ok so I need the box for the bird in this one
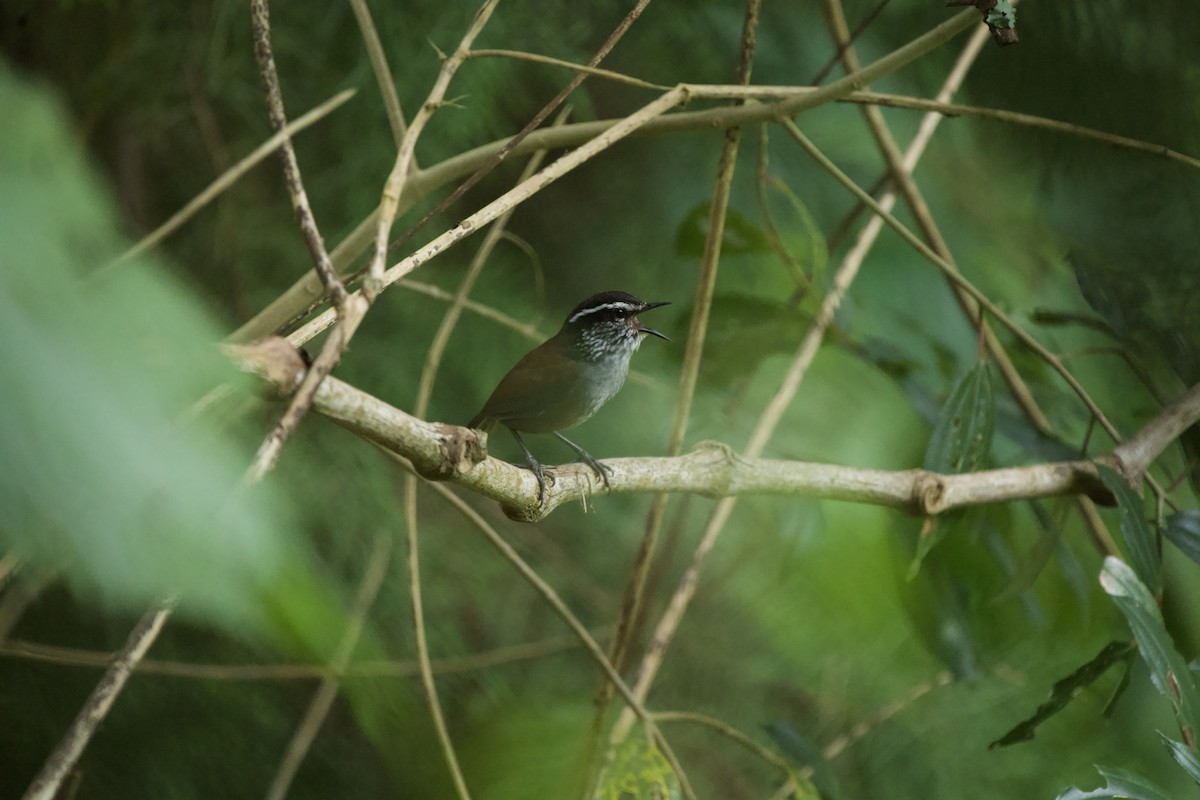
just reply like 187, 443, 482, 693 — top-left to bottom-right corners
467, 290, 670, 501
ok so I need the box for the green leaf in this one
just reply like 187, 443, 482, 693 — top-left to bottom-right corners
1165, 510, 1200, 567
910, 365, 995, 576
1159, 734, 1200, 783
764, 175, 829, 282
1100, 557, 1200, 749
989, 641, 1135, 748
923, 363, 996, 474
1096, 466, 1162, 596
1056, 764, 1174, 800
598, 733, 679, 800
0, 61, 338, 644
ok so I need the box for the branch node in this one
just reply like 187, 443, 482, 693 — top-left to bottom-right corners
225, 337, 307, 398
416, 424, 488, 481
913, 470, 948, 515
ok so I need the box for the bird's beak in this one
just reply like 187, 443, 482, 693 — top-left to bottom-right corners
636, 301, 670, 340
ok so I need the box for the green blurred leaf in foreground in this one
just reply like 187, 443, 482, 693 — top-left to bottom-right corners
0, 63, 335, 642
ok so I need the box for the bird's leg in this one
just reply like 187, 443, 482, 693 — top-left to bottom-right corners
553, 432, 612, 492
509, 429, 548, 502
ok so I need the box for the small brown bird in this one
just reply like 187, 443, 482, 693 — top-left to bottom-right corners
468, 291, 669, 500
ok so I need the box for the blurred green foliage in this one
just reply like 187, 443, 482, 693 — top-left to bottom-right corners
1, 1, 1199, 798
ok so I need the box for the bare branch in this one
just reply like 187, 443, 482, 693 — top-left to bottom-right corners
103, 89, 356, 272
22, 601, 174, 800
265, 534, 392, 800
229, 9, 980, 343
363, 0, 499, 298
249, 0, 346, 304
346, 0, 408, 145
229, 339, 1200, 523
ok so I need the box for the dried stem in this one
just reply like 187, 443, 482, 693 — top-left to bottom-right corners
243, 0, 363, 482
346, 0, 407, 145
1, 631, 600, 680
363, 0, 499, 297
398, 110, 564, 800
385, 0, 654, 260
418, 477, 696, 800
249, 0, 346, 304
21, 600, 174, 800
230, 9, 979, 344
265, 534, 392, 800
103, 89, 356, 272
596, 0, 762, 771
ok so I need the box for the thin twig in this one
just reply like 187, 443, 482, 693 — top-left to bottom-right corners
384, 0, 655, 260
411, 110, 564, 423
346, 0, 408, 145
822, 671, 955, 761
595, 0, 762, 773
467, 48, 670, 91
21, 600, 174, 800
102, 89, 356, 272
264, 534, 392, 800
417, 477, 697, 800
230, 9, 979, 344
399, 107, 565, 800
243, 294, 369, 483
249, 0, 346, 303
0, 631, 602, 680
653, 711, 793, 776
287, 86, 690, 347
243, 0, 365, 482
363, 0, 499, 298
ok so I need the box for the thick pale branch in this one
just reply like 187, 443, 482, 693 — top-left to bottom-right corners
229, 339, 1198, 523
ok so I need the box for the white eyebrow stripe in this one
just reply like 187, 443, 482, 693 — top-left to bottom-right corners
568, 301, 636, 323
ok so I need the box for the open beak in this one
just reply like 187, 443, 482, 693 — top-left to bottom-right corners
636, 301, 670, 340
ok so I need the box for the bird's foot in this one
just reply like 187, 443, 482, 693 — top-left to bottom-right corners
529, 461, 549, 504
577, 452, 613, 493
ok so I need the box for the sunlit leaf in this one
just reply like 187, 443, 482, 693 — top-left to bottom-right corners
1159, 734, 1200, 783
1096, 466, 1162, 596
598, 734, 678, 800
1100, 557, 1200, 748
